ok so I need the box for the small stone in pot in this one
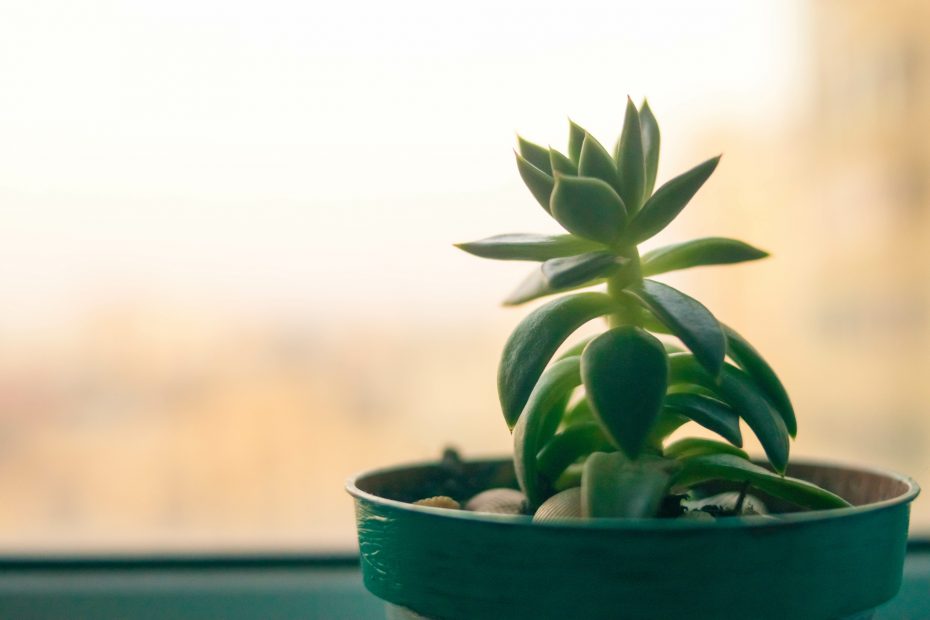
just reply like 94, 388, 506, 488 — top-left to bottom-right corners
413, 496, 461, 509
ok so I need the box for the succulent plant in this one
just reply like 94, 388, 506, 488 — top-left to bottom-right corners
457, 99, 851, 519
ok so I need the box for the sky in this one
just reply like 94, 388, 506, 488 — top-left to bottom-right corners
0, 0, 807, 326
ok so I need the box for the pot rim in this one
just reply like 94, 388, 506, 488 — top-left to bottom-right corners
346, 456, 920, 531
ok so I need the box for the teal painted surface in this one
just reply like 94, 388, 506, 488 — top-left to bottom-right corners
0, 551, 925, 618
349, 458, 919, 620
882, 549, 930, 618
0, 562, 383, 620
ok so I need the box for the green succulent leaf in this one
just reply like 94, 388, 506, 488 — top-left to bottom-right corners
579, 133, 623, 195
668, 354, 790, 473
539, 393, 572, 446
663, 392, 743, 447
455, 233, 602, 262
641, 237, 769, 277
542, 251, 625, 290
499, 292, 615, 427
549, 148, 578, 176
560, 395, 595, 427
639, 100, 661, 197
582, 452, 676, 518
568, 119, 587, 164
513, 357, 583, 508
581, 327, 668, 458
537, 421, 613, 482
638, 308, 670, 334
556, 336, 595, 361
552, 465, 584, 493
517, 136, 552, 175
515, 152, 554, 212
625, 155, 720, 243
724, 324, 797, 437
614, 98, 646, 213
503, 268, 607, 307
502, 269, 554, 306
664, 437, 748, 461
645, 410, 689, 447
582, 452, 626, 517
550, 175, 627, 245
625, 280, 725, 377
671, 454, 851, 510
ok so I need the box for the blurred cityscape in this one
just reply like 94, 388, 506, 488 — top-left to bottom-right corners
0, 306, 518, 551
2, 0, 930, 552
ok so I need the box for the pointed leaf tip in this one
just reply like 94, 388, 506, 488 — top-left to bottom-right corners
625, 155, 720, 243
672, 454, 850, 510
639, 100, 661, 197
640, 237, 770, 277
515, 151, 555, 213
517, 136, 553, 175
456, 233, 603, 262
723, 324, 797, 437
549, 147, 578, 176
579, 132, 622, 194
568, 119, 587, 164
667, 355, 790, 473
615, 99, 646, 213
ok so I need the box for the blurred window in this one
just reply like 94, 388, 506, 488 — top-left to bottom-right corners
1, 0, 927, 553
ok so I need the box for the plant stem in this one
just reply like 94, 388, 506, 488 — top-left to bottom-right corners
606, 246, 643, 329
734, 481, 751, 514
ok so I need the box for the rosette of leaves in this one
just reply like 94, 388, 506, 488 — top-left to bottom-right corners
456, 99, 850, 518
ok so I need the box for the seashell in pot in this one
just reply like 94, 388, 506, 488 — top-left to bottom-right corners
465, 488, 526, 515
532, 487, 582, 522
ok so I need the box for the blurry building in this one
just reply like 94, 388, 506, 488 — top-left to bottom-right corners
803, 0, 930, 454
678, 1, 930, 492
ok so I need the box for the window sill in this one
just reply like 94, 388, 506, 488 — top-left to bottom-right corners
0, 544, 927, 618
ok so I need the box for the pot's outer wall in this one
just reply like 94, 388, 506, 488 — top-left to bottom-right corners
349, 459, 917, 620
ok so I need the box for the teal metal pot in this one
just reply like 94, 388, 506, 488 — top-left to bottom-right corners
347, 458, 918, 620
